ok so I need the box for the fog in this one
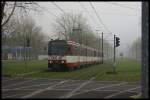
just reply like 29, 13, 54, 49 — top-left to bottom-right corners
30, 2, 141, 56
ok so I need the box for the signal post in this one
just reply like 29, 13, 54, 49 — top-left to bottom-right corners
113, 34, 120, 73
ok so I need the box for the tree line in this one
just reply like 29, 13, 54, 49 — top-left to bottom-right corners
1, 1, 113, 60
53, 12, 113, 59
128, 37, 141, 60
1, 1, 47, 59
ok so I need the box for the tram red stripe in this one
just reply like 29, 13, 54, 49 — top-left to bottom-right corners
66, 61, 100, 68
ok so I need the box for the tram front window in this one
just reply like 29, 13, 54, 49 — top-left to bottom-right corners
48, 41, 67, 56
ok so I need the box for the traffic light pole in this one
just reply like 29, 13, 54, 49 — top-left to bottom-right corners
113, 34, 116, 73
102, 32, 103, 64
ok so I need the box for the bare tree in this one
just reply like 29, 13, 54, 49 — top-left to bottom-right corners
129, 37, 141, 60
52, 12, 84, 40
1, 1, 41, 32
52, 11, 113, 54
52, 12, 95, 43
4, 15, 47, 59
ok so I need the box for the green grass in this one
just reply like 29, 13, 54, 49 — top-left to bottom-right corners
95, 59, 141, 82
2, 59, 141, 82
25, 62, 112, 80
2, 60, 47, 77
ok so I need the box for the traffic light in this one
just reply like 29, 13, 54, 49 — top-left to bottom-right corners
116, 37, 120, 47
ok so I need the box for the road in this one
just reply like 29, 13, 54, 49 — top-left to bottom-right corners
2, 77, 141, 98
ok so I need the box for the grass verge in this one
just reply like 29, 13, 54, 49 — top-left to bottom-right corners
2, 59, 141, 82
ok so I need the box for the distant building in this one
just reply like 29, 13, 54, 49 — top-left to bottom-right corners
2, 46, 32, 60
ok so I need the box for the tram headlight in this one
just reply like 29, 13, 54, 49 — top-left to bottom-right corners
49, 60, 52, 63
61, 61, 64, 63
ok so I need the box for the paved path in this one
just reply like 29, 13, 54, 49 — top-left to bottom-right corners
2, 77, 141, 98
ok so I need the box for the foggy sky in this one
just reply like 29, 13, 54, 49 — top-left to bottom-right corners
30, 2, 141, 54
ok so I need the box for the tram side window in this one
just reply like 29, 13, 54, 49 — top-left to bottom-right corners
98, 52, 100, 57
92, 50, 94, 57
96, 51, 98, 57
97, 52, 99, 57
91, 50, 93, 57
90, 50, 92, 56
71, 46, 75, 55
88, 49, 90, 56
67, 46, 73, 55
90, 49, 92, 57
87, 49, 89, 56
94, 51, 96, 57
100, 52, 102, 57
85, 48, 87, 56
77, 46, 80, 56
80, 47, 83, 56
89, 49, 91, 57
77, 46, 79, 56
99, 52, 101, 57
84, 48, 87, 56
80, 46, 83, 56
83, 47, 86, 56
101, 52, 103, 57
79, 46, 82, 56
82, 47, 84, 56
93, 50, 94, 57
73, 46, 77, 56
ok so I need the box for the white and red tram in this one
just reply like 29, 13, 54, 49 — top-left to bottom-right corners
48, 40, 103, 71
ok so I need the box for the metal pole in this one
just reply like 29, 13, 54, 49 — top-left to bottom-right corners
86, 31, 87, 65
102, 32, 103, 64
24, 33, 27, 72
95, 30, 101, 63
136, 43, 137, 60
107, 44, 108, 60
24, 39, 27, 71
99, 33, 101, 63
113, 34, 116, 73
